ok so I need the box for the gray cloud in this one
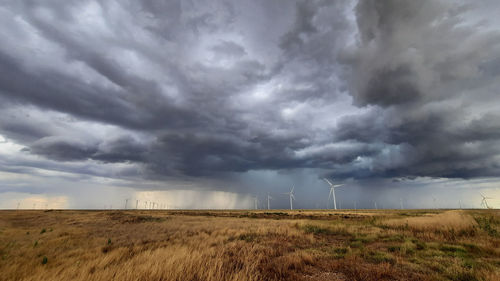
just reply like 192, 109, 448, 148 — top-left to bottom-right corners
333, 0, 500, 179
0, 0, 500, 194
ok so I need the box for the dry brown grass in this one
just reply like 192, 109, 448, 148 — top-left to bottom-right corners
382, 210, 477, 231
0, 209, 499, 281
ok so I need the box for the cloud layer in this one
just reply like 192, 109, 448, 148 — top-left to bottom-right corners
1, 0, 500, 193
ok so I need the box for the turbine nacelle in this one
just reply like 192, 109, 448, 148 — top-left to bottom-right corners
323, 178, 346, 210
480, 193, 493, 209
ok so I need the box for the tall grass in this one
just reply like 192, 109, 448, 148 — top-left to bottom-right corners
0, 209, 498, 281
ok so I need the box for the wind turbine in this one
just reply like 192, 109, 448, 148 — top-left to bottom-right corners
480, 193, 493, 209
253, 196, 258, 210
267, 193, 273, 210
432, 195, 438, 209
400, 198, 404, 210
136, 200, 139, 209
283, 186, 295, 210
125, 199, 129, 209
323, 178, 344, 210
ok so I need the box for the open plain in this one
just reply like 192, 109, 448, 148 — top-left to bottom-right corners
0, 209, 499, 281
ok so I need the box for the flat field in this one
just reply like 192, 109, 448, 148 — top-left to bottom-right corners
0, 209, 499, 281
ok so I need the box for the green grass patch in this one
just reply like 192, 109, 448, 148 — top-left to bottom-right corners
302, 224, 351, 236
462, 243, 481, 255
362, 250, 395, 264
387, 245, 401, 252
440, 244, 468, 258
303, 224, 332, 235
349, 240, 364, 248
351, 234, 376, 243
440, 244, 466, 254
474, 215, 499, 237
331, 247, 349, 259
381, 234, 405, 242
415, 241, 426, 250
387, 241, 416, 256
462, 259, 478, 270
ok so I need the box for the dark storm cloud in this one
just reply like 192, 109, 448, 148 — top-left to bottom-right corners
332, 0, 500, 179
363, 65, 421, 106
29, 136, 98, 161
0, 36, 203, 131
27, 135, 149, 163
1, 0, 500, 186
348, 0, 500, 107
145, 132, 379, 177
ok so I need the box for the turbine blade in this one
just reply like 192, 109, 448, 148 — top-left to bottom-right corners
323, 178, 333, 186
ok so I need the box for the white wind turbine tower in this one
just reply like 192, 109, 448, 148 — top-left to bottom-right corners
283, 186, 295, 210
323, 178, 344, 210
400, 198, 404, 210
480, 193, 493, 209
432, 195, 438, 209
267, 193, 273, 210
253, 196, 258, 210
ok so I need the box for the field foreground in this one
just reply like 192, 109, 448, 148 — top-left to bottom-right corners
0, 209, 499, 281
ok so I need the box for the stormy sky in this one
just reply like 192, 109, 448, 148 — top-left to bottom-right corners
1, 0, 499, 209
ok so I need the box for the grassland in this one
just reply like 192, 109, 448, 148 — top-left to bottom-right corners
0, 209, 499, 281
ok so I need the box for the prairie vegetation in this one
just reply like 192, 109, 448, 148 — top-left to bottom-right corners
0, 209, 499, 281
